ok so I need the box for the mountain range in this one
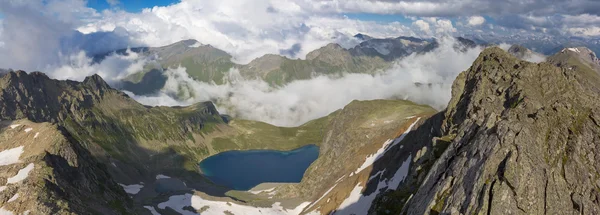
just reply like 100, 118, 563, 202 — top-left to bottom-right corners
1, 35, 600, 215
94, 34, 477, 98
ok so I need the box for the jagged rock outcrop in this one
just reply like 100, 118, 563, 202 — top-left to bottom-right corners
400, 47, 600, 214
506, 44, 546, 63
0, 119, 134, 215
0, 71, 229, 214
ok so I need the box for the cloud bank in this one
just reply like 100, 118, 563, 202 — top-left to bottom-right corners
129, 38, 482, 127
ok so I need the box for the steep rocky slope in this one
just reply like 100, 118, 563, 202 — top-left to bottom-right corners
0, 119, 134, 214
397, 47, 600, 214
290, 46, 600, 215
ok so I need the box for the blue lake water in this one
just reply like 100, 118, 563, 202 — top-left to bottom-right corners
199, 145, 319, 190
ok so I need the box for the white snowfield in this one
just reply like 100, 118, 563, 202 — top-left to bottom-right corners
118, 183, 144, 195
158, 194, 314, 215
9, 124, 21, 129
33, 132, 39, 139
0, 146, 24, 166
24, 128, 32, 133
7, 163, 35, 184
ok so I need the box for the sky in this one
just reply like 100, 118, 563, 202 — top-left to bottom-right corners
86, 0, 177, 12
0, 0, 599, 70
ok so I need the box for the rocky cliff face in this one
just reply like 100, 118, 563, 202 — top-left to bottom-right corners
397, 47, 600, 214
0, 119, 134, 215
0, 71, 231, 214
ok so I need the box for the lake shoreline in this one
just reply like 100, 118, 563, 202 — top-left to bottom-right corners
199, 144, 319, 190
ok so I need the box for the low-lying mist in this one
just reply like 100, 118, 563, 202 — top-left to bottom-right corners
127, 38, 484, 127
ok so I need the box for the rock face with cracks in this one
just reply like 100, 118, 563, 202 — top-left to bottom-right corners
400, 47, 600, 214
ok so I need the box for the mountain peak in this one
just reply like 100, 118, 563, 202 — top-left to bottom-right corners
354, 33, 373, 41
549, 46, 600, 73
179, 39, 200, 46
402, 46, 600, 214
83, 74, 110, 91
507, 44, 530, 54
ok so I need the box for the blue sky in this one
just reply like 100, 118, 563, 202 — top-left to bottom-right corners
87, 0, 178, 12
343, 13, 413, 24
91, 0, 412, 23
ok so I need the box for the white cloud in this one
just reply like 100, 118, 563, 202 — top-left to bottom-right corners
567, 27, 600, 37
106, 0, 120, 6
434, 19, 457, 34
301, 0, 466, 17
130, 38, 483, 127
75, 0, 420, 64
467, 16, 485, 26
49, 49, 149, 83
412, 20, 431, 34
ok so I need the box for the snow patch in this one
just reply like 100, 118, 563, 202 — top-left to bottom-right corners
158, 193, 311, 215
7, 193, 18, 203
0, 186, 6, 192
353, 118, 420, 174
22, 210, 30, 215
156, 174, 171, 180
567, 47, 581, 53
0, 207, 13, 215
7, 163, 34, 184
248, 187, 276, 195
24, 128, 32, 133
368, 170, 384, 182
336, 155, 412, 215
387, 156, 412, 190
143, 206, 161, 215
33, 133, 39, 139
9, 124, 21, 129
0, 146, 24, 166
119, 183, 144, 195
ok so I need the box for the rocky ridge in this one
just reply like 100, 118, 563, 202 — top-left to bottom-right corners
397, 47, 600, 214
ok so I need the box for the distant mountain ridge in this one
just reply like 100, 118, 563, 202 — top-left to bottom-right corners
94, 35, 477, 97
